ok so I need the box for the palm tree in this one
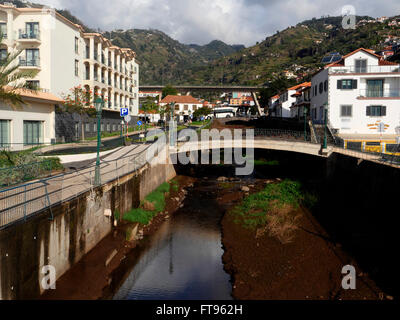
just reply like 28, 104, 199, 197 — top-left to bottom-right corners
0, 34, 39, 109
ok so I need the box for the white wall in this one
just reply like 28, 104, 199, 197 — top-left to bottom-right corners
0, 100, 55, 150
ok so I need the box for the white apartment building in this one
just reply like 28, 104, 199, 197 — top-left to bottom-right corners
311, 48, 400, 145
276, 82, 310, 118
0, 3, 139, 115
160, 95, 203, 122
290, 84, 311, 119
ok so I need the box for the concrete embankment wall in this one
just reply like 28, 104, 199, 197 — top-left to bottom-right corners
0, 147, 176, 300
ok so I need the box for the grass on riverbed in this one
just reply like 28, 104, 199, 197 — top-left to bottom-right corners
123, 181, 177, 225
230, 179, 308, 243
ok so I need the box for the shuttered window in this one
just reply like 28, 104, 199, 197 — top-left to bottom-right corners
337, 79, 357, 89
366, 105, 386, 116
340, 105, 352, 117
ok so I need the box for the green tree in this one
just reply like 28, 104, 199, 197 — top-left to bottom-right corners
0, 34, 39, 109
193, 106, 212, 119
162, 84, 178, 98
141, 96, 159, 132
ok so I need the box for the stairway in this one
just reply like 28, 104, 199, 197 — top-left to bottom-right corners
312, 124, 336, 145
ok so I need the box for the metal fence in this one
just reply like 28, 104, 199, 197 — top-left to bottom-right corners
0, 143, 154, 230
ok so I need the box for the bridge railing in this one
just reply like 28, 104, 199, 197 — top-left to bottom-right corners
253, 128, 312, 142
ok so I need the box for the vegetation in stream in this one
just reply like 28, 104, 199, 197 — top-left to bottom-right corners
123, 180, 179, 225
229, 179, 317, 243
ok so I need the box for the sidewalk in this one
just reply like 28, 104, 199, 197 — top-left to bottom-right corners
37, 127, 160, 154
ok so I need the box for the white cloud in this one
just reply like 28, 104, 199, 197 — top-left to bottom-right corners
39, 0, 400, 46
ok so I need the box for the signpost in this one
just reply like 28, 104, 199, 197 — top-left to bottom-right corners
124, 115, 131, 138
120, 108, 129, 117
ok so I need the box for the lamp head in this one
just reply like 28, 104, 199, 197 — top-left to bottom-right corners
94, 97, 103, 112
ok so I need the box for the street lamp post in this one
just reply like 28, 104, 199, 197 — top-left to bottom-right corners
94, 97, 104, 186
169, 102, 175, 146
323, 103, 328, 149
303, 107, 308, 141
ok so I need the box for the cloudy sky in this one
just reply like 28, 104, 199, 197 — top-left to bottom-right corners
39, 0, 400, 46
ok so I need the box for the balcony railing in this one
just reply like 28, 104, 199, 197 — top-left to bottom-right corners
329, 65, 400, 74
18, 30, 40, 40
359, 89, 400, 98
19, 57, 40, 67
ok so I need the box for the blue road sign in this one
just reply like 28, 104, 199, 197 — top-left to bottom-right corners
137, 120, 143, 126
120, 108, 129, 117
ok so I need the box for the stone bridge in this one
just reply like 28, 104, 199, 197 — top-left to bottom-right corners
172, 136, 400, 168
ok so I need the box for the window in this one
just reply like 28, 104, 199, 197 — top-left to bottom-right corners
175, 105, 179, 111
93, 122, 97, 132
366, 79, 383, 97
314, 85, 317, 96
366, 105, 386, 117
107, 123, 110, 131
75, 37, 79, 54
355, 59, 367, 73
26, 80, 40, 90
0, 49, 7, 62
23, 49, 39, 66
75, 60, 79, 76
101, 123, 104, 131
340, 105, 352, 117
324, 80, 328, 92
319, 82, 323, 94
25, 22, 39, 38
184, 105, 188, 110
86, 45, 90, 59
23, 121, 43, 145
337, 79, 357, 90
0, 23, 7, 38
0, 120, 10, 147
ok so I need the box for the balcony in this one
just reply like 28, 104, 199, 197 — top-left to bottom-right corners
18, 30, 40, 42
359, 89, 400, 98
329, 65, 400, 74
19, 57, 40, 68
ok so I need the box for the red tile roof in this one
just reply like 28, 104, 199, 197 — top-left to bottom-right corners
287, 82, 311, 91
160, 95, 202, 104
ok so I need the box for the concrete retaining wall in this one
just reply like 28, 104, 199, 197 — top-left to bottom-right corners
0, 147, 176, 299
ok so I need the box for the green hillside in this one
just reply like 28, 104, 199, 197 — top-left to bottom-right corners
103, 29, 244, 85
181, 15, 400, 86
